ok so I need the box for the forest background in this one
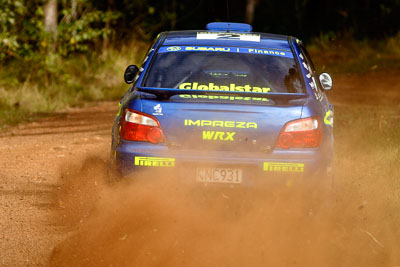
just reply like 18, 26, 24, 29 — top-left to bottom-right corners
1, 0, 400, 126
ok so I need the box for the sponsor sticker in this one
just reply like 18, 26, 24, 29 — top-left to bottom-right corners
263, 162, 304, 173
116, 102, 122, 116
196, 32, 261, 42
184, 119, 257, 129
134, 157, 175, 167
178, 95, 270, 102
202, 131, 236, 141
166, 46, 181, 51
179, 82, 270, 93
324, 110, 334, 126
158, 46, 293, 58
153, 104, 163, 116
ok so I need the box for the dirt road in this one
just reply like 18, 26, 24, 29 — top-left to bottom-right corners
0, 71, 399, 266
0, 102, 116, 266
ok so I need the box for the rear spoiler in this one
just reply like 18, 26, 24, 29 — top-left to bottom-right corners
136, 87, 307, 103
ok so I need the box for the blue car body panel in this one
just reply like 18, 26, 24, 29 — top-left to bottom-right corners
111, 25, 334, 184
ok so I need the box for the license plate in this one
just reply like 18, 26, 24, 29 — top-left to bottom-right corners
196, 167, 243, 184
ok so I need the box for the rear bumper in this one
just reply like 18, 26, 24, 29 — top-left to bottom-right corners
114, 141, 332, 186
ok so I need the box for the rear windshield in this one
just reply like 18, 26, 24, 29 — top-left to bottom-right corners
143, 46, 305, 94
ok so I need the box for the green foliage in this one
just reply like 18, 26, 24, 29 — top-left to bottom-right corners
0, 41, 148, 127
0, 0, 120, 61
57, 9, 120, 56
0, 0, 43, 60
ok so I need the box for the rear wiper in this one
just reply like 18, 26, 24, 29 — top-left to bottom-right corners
136, 86, 307, 103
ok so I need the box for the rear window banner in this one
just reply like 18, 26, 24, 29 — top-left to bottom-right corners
178, 82, 270, 93
158, 46, 293, 59
177, 95, 270, 102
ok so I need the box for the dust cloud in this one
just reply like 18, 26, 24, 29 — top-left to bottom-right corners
50, 152, 400, 267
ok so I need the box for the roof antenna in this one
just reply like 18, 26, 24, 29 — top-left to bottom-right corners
226, 0, 230, 32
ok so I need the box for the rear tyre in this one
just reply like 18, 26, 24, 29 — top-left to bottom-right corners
106, 160, 122, 184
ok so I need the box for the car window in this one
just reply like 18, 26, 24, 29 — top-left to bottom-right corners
143, 46, 305, 94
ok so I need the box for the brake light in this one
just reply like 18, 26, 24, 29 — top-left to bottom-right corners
277, 117, 322, 148
120, 109, 165, 144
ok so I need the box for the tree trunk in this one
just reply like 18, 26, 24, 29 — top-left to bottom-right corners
245, 0, 256, 25
71, 0, 77, 20
103, 0, 115, 51
44, 0, 58, 40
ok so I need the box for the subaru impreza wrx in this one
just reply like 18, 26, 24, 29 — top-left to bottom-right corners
110, 22, 334, 187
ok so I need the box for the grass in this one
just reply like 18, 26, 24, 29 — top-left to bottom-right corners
334, 105, 400, 182
307, 33, 400, 74
0, 40, 149, 128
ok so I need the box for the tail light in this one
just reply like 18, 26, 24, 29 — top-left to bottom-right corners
277, 117, 322, 149
120, 109, 165, 144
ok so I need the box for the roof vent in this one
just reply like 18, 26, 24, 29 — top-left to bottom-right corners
206, 22, 252, 32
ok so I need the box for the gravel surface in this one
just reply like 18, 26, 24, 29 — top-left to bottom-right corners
0, 102, 116, 267
1, 70, 399, 266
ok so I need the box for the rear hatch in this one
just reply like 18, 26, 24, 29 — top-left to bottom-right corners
140, 97, 304, 153
137, 39, 307, 152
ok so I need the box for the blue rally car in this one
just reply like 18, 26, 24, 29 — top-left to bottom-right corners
110, 22, 334, 186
